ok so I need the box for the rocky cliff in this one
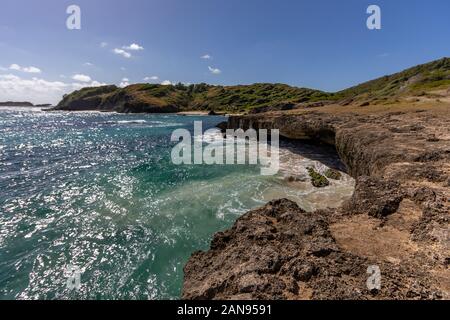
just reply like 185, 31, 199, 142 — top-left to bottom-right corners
182, 106, 450, 300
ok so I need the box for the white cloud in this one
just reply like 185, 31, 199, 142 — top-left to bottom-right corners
120, 67, 126, 71
0, 73, 106, 104
201, 54, 212, 60
0, 66, 7, 71
9, 64, 21, 71
71, 80, 106, 90
23, 66, 41, 73
208, 66, 221, 75
100, 42, 108, 48
113, 48, 132, 58
83, 62, 94, 66
161, 80, 172, 86
144, 76, 159, 81
9, 64, 42, 73
119, 78, 130, 88
122, 43, 144, 51
72, 74, 92, 82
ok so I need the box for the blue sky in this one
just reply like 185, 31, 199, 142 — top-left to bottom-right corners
0, 0, 449, 104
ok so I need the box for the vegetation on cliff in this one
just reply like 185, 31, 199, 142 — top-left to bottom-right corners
54, 57, 449, 113
54, 82, 323, 113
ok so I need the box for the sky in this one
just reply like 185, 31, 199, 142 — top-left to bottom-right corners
0, 0, 449, 104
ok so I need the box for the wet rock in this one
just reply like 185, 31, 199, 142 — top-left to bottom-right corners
215, 121, 228, 132
307, 167, 330, 188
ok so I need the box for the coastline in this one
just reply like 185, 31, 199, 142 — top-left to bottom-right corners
177, 111, 210, 116
177, 111, 244, 117
182, 104, 450, 300
0, 109, 356, 299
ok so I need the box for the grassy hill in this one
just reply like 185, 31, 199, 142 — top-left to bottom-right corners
54, 57, 450, 113
330, 57, 450, 105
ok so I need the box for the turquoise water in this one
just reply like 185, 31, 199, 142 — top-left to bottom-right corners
0, 108, 353, 300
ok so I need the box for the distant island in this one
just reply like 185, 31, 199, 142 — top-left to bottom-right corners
0, 102, 52, 107
0, 101, 34, 107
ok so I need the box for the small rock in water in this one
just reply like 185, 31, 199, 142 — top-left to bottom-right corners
307, 167, 330, 188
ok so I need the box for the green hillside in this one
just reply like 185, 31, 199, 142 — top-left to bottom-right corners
54, 57, 450, 113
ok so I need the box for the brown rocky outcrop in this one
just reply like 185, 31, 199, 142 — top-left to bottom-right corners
183, 107, 450, 300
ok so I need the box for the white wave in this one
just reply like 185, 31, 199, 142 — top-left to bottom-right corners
104, 120, 183, 127
116, 120, 147, 124
194, 130, 224, 143
0, 106, 44, 112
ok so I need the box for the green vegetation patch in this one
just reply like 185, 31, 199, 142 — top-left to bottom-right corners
307, 167, 330, 188
324, 169, 342, 180
56, 57, 450, 113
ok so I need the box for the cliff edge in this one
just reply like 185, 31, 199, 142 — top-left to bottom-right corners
182, 104, 450, 300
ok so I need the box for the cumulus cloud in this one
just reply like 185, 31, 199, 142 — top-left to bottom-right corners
0, 73, 106, 105
72, 74, 92, 82
71, 80, 106, 90
119, 77, 130, 88
208, 66, 221, 75
113, 48, 132, 58
100, 42, 108, 48
9, 64, 41, 73
83, 62, 94, 66
9, 64, 21, 71
144, 76, 159, 81
122, 43, 144, 51
201, 54, 212, 60
23, 66, 41, 73
161, 80, 172, 86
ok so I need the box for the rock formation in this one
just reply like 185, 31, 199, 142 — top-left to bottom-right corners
183, 107, 449, 300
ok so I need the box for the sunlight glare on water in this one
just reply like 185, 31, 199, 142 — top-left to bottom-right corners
0, 108, 354, 299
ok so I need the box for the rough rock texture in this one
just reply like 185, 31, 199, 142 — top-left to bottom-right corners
183, 108, 450, 300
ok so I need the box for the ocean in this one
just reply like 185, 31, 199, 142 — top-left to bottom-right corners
0, 107, 354, 299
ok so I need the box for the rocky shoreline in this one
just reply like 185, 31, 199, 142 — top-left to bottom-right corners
182, 107, 450, 300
